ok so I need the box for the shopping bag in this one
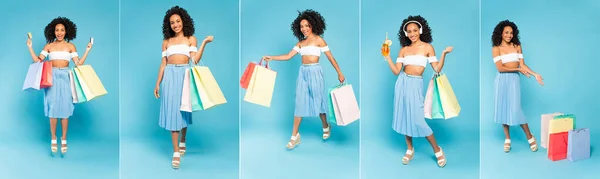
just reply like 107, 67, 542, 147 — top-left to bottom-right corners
40, 61, 53, 88
431, 76, 445, 119
194, 64, 227, 107
69, 71, 78, 103
240, 61, 258, 89
328, 83, 360, 126
73, 68, 93, 101
436, 73, 460, 119
75, 65, 108, 101
541, 112, 563, 149
567, 128, 590, 162
548, 132, 569, 161
189, 67, 203, 111
424, 77, 435, 119
554, 114, 576, 129
243, 61, 277, 107
22, 61, 44, 91
72, 68, 87, 103
180, 69, 193, 112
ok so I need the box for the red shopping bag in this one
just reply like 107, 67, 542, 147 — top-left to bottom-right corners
240, 59, 268, 89
40, 61, 53, 88
548, 132, 569, 161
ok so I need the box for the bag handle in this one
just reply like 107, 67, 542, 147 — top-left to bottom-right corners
258, 58, 270, 69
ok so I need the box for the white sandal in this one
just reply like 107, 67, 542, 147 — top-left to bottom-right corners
504, 139, 511, 153
179, 143, 186, 156
402, 149, 414, 165
435, 147, 446, 168
528, 136, 538, 152
323, 125, 331, 140
50, 139, 58, 155
172, 152, 181, 169
287, 133, 301, 149
60, 138, 67, 155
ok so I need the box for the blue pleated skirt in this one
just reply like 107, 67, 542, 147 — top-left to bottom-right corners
44, 67, 74, 119
392, 72, 432, 137
294, 64, 328, 117
159, 64, 193, 131
494, 72, 527, 126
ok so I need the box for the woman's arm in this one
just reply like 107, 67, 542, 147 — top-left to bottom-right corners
320, 38, 344, 83
190, 36, 213, 64
492, 47, 523, 73
154, 40, 168, 98
263, 42, 299, 61
26, 39, 45, 62
517, 45, 544, 85
429, 45, 453, 73
384, 47, 403, 76
70, 42, 93, 66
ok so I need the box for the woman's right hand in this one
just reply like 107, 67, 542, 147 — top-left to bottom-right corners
518, 68, 530, 77
154, 85, 160, 99
26, 39, 32, 48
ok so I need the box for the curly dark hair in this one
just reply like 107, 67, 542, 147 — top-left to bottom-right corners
44, 17, 77, 43
162, 6, 195, 40
290, 9, 326, 41
397, 15, 432, 47
492, 20, 520, 46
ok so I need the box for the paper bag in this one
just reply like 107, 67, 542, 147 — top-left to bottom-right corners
541, 112, 563, 149
567, 128, 590, 162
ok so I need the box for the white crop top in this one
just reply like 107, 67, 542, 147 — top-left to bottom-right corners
293, 45, 329, 57
40, 50, 78, 61
162, 44, 198, 58
493, 53, 522, 64
396, 55, 438, 67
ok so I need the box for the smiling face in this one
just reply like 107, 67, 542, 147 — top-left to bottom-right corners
54, 24, 66, 41
502, 26, 514, 44
170, 14, 183, 34
405, 23, 420, 43
300, 19, 312, 37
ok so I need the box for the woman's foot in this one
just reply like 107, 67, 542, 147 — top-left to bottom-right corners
528, 136, 538, 152
504, 139, 511, 153
60, 137, 67, 155
179, 143, 186, 156
402, 149, 414, 165
435, 147, 446, 168
287, 133, 301, 150
50, 137, 58, 155
323, 124, 331, 140
172, 152, 181, 169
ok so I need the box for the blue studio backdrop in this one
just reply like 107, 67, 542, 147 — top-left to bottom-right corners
361, 0, 480, 178
120, 0, 239, 178
240, 0, 360, 179
0, 0, 119, 179
480, 0, 600, 178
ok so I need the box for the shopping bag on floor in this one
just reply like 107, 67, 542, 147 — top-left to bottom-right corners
243, 60, 277, 107
328, 83, 360, 126
436, 73, 460, 119
548, 132, 569, 161
567, 128, 590, 162
541, 112, 563, 149
22, 61, 44, 91
40, 61, 53, 88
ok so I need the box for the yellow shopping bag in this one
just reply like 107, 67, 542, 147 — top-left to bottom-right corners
75, 65, 107, 101
193, 65, 227, 108
435, 73, 460, 119
243, 63, 277, 107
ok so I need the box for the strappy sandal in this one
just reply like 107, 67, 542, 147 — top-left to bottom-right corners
60, 137, 67, 156
323, 124, 331, 140
435, 147, 447, 168
402, 149, 414, 165
172, 152, 181, 169
50, 139, 58, 156
287, 133, 301, 150
528, 136, 538, 152
179, 143, 186, 156
504, 139, 511, 153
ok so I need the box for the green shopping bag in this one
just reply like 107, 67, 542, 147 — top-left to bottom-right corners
431, 75, 445, 119
189, 66, 204, 111
327, 84, 343, 124
72, 68, 87, 103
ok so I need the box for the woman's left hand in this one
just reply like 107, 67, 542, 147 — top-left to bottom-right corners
443, 46, 453, 54
534, 73, 544, 86
204, 36, 214, 43
338, 74, 345, 84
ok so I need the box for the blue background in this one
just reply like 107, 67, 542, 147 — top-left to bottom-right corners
361, 0, 480, 178
240, 0, 360, 179
0, 0, 120, 179
119, 0, 239, 178
480, 0, 600, 179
